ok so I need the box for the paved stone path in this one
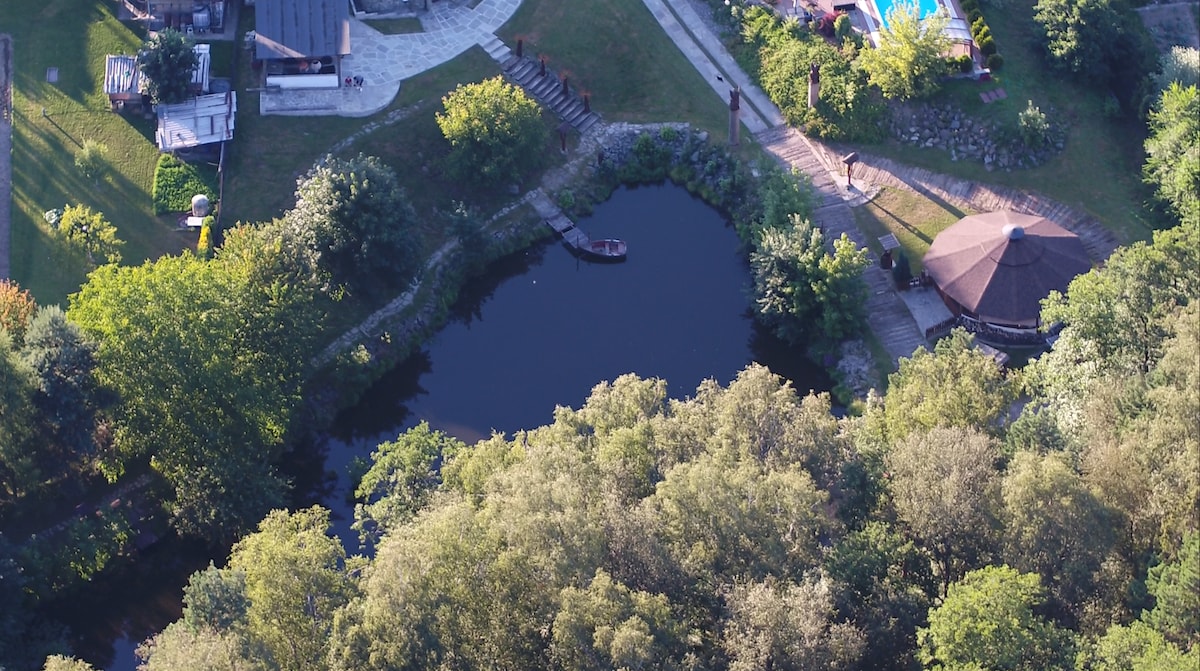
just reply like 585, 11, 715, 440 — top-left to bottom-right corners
0, 35, 11, 281
261, 0, 522, 116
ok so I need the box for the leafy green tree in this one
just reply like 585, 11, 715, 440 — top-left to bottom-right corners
20, 306, 105, 462
550, 570, 686, 670
1144, 533, 1200, 650
353, 422, 465, 546
824, 521, 934, 670
136, 622, 259, 671
722, 576, 866, 671
54, 204, 123, 267
1080, 620, 1200, 671
74, 139, 109, 182
41, 656, 100, 671
228, 507, 354, 671
887, 426, 1001, 594
0, 330, 38, 500
1041, 224, 1199, 377
1000, 451, 1116, 623
287, 154, 420, 295
181, 563, 250, 633
750, 214, 871, 348
137, 28, 198, 104
436, 75, 547, 185
856, 0, 951, 100
1144, 83, 1199, 227
882, 329, 1016, 441
69, 251, 317, 539
918, 566, 1076, 671
1033, 0, 1158, 110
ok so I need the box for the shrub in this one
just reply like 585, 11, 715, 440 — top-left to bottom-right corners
74, 140, 108, 181
971, 17, 987, 36
152, 154, 219, 215
1019, 99, 1051, 148
197, 217, 214, 259
986, 52, 1004, 70
968, 7, 983, 22
978, 35, 997, 56
973, 25, 992, 43
834, 13, 853, 43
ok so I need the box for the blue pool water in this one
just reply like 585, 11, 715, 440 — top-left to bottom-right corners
872, 0, 942, 27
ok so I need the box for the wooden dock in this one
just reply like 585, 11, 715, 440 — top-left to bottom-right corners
545, 213, 591, 251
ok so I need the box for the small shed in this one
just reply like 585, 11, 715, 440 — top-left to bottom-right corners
104, 55, 144, 110
155, 91, 237, 151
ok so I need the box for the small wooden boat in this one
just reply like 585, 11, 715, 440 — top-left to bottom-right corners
581, 238, 627, 259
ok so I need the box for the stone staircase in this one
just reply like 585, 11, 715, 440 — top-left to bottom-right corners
755, 125, 930, 364
480, 36, 601, 134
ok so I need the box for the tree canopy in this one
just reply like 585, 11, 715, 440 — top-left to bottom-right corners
137, 28, 198, 104
855, 0, 951, 100
436, 75, 548, 185
1144, 83, 1199, 227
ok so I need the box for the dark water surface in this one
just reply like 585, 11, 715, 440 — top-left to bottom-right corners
76, 182, 831, 670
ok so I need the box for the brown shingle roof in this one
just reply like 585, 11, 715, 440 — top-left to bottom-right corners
923, 211, 1091, 326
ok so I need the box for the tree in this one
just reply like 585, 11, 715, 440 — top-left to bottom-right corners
918, 566, 1075, 671
228, 507, 354, 671
136, 622, 259, 671
887, 426, 1001, 594
1040, 223, 1199, 377
287, 154, 420, 295
750, 214, 871, 347
41, 657, 99, 671
181, 563, 250, 633
1144, 533, 1200, 650
1144, 83, 1199, 227
824, 521, 934, 670
353, 422, 465, 546
68, 251, 317, 539
1000, 450, 1116, 623
1152, 46, 1200, 93
856, 0, 951, 100
20, 306, 106, 462
53, 204, 124, 267
722, 577, 866, 671
1080, 620, 1200, 671
1033, 0, 1158, 111
137, 28, 197, 104
436, 75, 547, 185
0, 279, 37, 344
0, 330, 38, 500
882, 329, 1016, 441
550, 569, 686, 670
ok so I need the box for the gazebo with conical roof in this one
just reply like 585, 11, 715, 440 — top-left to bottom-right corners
922, 211, 1091, 329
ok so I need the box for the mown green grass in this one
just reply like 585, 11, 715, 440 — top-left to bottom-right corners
5, 0, 189, 305
852, 186, 980, 275
497, 0, 730, 139
860, 0, 1158, 244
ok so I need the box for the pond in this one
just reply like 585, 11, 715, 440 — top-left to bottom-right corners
70, 181, 832, 670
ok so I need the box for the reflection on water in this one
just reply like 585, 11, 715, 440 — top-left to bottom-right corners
76, 182, 832, 670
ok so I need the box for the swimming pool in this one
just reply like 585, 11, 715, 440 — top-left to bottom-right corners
872, 0, 943, 28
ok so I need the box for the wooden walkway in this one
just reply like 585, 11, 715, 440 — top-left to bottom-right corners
756, 126, 931, 365
544, 212, 591, 250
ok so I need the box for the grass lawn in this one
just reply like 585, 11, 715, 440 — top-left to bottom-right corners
497, 0, 730, 139
364, 18, 425, 34
853, 0, 1158, 245
5, 0, 191, 305
852, 186, 979, 275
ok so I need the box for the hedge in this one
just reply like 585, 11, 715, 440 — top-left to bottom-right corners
152, 154, 219, 215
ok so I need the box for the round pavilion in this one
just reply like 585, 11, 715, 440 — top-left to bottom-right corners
922, 211, 1091, 330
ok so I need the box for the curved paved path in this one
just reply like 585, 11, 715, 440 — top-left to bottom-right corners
262, 0, 522, 116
